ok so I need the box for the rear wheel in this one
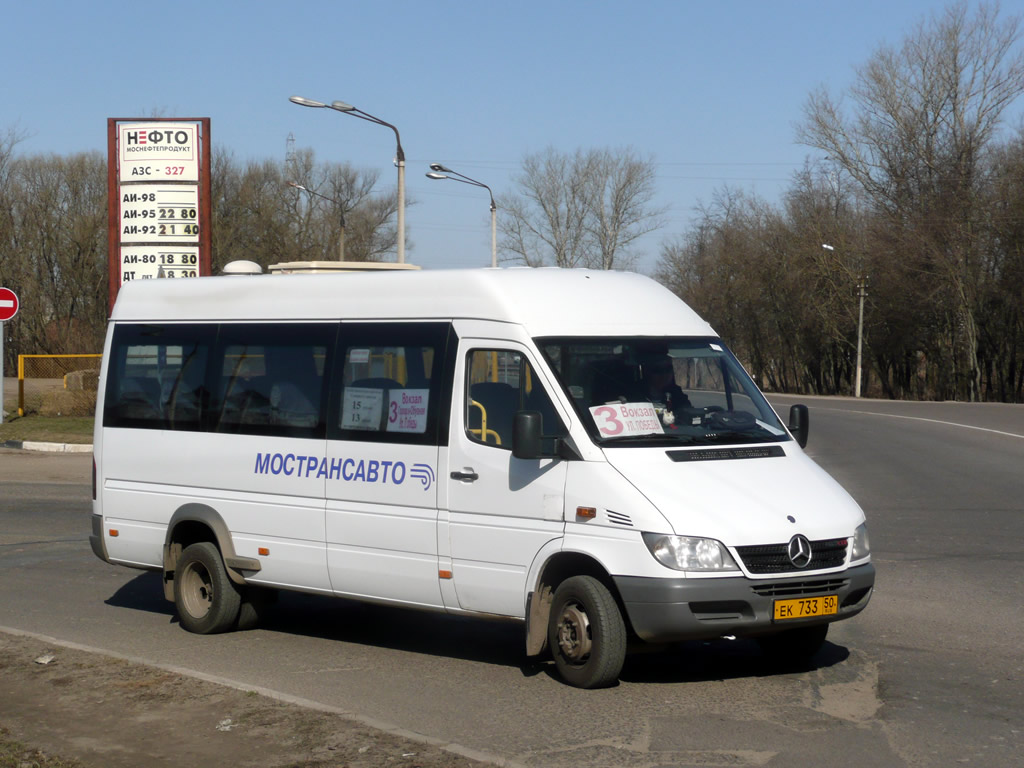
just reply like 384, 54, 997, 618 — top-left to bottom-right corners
547, 576, 626, 689
174, 542, 241, 634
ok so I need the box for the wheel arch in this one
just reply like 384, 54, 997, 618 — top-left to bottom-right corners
525, 550, 629, 657
162, 503, 260, 601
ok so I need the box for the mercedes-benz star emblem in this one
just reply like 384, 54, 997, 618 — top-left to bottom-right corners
788, 534, 812, 568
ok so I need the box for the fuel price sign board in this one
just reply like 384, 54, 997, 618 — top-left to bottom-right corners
107, 117, 211, 312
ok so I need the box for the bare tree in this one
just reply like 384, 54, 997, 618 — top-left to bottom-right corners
1, 151, 108, 357
499, 146, 664, 269
798, 1, 1024, 400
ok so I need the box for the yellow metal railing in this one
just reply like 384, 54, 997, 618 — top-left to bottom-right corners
18, 354, 102, 417
467, 399, 501, 445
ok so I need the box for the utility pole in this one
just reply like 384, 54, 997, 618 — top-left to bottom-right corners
855, 276, 869, 398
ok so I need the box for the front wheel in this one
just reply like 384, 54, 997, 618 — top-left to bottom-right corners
547, 575, 627, 688
174, 542, 241, 634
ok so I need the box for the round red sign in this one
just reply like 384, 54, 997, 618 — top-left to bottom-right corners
0, 287, 19, 321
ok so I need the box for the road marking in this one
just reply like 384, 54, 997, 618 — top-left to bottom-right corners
813, 407, 1024, 440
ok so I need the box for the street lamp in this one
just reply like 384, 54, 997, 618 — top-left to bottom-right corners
289, 95, 405, 264
823, 243, 868, 398
426, 163, 497, 268
288, 182, 345, 261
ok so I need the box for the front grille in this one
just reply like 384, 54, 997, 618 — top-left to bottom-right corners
751, 578, 849, 598
735, 537, 848, 574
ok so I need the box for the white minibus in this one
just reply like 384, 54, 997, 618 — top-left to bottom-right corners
90, 267, 873, 688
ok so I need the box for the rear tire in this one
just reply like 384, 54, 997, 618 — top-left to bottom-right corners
174, 542, 241, 634
548, 575, 626, 689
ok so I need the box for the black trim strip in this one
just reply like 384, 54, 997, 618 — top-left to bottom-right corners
667, 445, 785, 462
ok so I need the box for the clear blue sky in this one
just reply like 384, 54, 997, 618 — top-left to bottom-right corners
4, 0, 1012, 273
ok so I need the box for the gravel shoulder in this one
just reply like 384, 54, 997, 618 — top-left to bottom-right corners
0, 630, 490, 768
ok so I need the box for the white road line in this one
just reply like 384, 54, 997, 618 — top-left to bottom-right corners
812, 407, 1024, 440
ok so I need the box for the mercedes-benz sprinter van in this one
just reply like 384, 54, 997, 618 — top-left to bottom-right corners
90, 268, 874, 688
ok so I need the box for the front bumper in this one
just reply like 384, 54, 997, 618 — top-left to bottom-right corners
614, 562, 875, 643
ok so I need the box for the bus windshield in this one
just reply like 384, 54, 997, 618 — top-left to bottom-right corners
537, 337, 789, 447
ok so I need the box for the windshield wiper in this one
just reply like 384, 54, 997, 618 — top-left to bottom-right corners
689, 431, 776, 445
599, 433, 681, 446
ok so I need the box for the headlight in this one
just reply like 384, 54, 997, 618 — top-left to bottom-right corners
642, 533, 739, 572
851, 523, 871, 561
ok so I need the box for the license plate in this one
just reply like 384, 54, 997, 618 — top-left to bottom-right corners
773, 594, 838, 621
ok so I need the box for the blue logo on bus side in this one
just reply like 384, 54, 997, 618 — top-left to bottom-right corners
253, 452, 434, 491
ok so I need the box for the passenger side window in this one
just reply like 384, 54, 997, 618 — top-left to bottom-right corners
330, 323, 452, 445
211, 324, 334, 438
465, 350, 566, 449
104, 324, 214, 431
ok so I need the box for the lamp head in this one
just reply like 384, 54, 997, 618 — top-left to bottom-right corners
426, 172, 447, 180
289, 95, 326, 108
330, 100, 356, 112
429, 163, 451, 173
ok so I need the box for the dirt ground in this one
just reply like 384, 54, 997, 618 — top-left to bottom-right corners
0, 449, 491, 768
0, 633, 492, 768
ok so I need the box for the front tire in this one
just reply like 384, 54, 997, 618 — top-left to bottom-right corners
174, 542, 241, 634
548, 575, 627, 689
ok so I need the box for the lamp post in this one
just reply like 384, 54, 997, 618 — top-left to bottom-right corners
426, 163, 497, 268
823, 243, 867, 397
288, 182, 345, 261
289, 95, 405, 264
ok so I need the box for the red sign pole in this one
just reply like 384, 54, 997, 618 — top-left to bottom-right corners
0, 286, 19, 425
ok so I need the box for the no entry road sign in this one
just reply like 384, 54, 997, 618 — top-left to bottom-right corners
0, 287, 18, 322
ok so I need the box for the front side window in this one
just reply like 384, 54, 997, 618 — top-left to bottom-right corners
465, 349, 566, 449
539, 337, 787, 447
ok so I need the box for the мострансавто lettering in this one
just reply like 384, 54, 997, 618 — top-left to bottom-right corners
254, 452, 424, 487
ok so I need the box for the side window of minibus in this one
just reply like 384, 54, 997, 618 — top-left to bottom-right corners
330, 323, 452, 445
211, 323, 334, 438
465, 350, 566, 449
104, 324, 213, 431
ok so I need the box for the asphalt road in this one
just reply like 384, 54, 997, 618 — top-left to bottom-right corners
1, 397, 1022, 767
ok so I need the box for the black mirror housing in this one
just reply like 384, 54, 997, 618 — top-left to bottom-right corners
513, 411, 544, 459
789, 404, 809, 448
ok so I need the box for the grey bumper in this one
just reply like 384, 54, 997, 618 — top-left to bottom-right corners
614, 562, 875, 643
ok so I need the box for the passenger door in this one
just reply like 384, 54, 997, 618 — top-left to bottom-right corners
324, 323, 453, 609
444, 341, 569, 617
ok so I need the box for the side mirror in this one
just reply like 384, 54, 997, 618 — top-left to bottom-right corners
789, 404, 809, 448
513, 411, 544, 459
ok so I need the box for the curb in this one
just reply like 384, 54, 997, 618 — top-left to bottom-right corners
1, 440, 93, 453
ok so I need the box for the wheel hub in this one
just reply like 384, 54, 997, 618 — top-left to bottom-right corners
181, 563, 213, 619
556, 603, 592, 662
